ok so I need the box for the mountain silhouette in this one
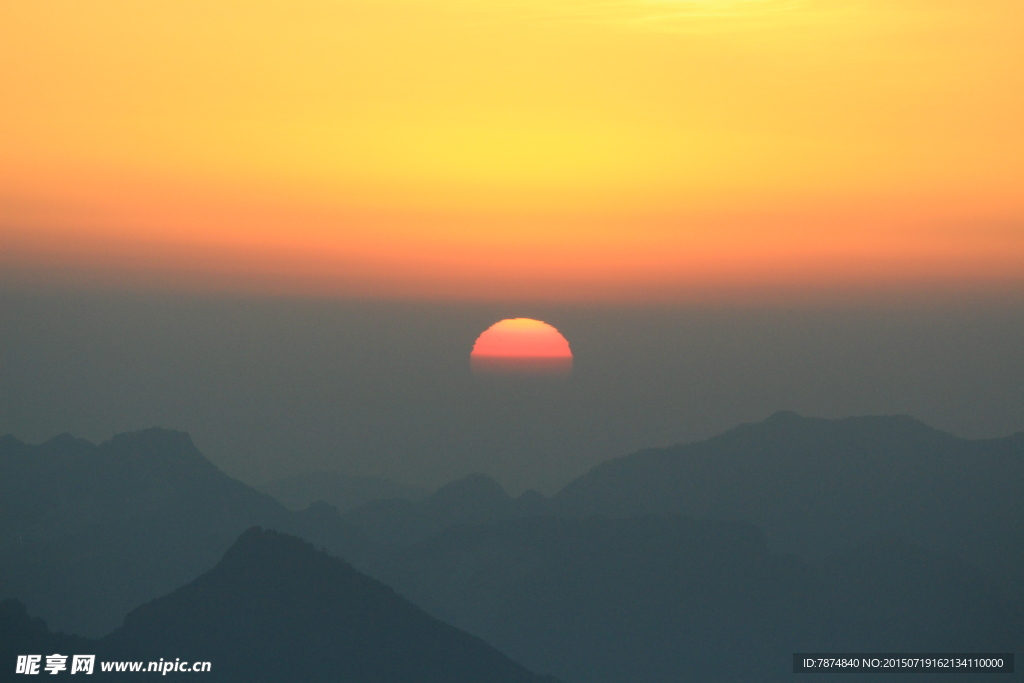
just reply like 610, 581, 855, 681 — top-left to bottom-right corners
105, 528, 557, 682
363, 514, 1022, 683
1, 529, 558, 682
0, 599, 91, 673
343, 473, 544, 544
0, 429, 366, 637
3, 416, 1022, 682
330, 413, 1024, 600
550, 411, 1024, 596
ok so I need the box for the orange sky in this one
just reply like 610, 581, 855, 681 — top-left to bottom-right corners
1, 0, 1022, 302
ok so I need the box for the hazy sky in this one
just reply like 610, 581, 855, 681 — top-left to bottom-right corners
3, 287, 1022, 493
2, 0, 1022, 302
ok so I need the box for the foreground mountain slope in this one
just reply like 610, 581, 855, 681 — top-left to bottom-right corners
366, 515, 1023, 683
1, 529, 557, 683
0, 599, 91, 672
105, 528, 556, 683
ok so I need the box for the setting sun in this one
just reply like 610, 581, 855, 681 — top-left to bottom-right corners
471, 318, 573, 376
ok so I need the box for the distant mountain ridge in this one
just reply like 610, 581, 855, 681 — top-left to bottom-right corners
344, 473, 546, 544
547, 411, 1024, 595
0, 428, 282, 538
338, 412, 1024, 596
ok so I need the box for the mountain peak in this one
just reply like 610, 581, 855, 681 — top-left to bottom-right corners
216, 525, 323, 569
101, 428, 214, 471
41, 432, 94, 450
764, 409, 803, 422
111, 527, 555, 683
105, 427, 196, 451
0, 434, 25, 451
430, 473, 510, 506
749, 413, 950, 445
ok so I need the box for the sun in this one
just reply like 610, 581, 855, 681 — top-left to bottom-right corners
471, 318, 573, 376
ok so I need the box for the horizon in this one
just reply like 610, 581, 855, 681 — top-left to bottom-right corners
3, 287, 1023, 493
6, 408, 1023, 492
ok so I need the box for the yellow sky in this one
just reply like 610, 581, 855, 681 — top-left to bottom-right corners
1, 0, 1022, 301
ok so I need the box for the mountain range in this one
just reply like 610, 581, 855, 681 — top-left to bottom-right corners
0, 429, 366, 636
339, 411, 1024, 596
550, 411, 1024, 595
2, 413, 1022, 681
257, 470, 426, 513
